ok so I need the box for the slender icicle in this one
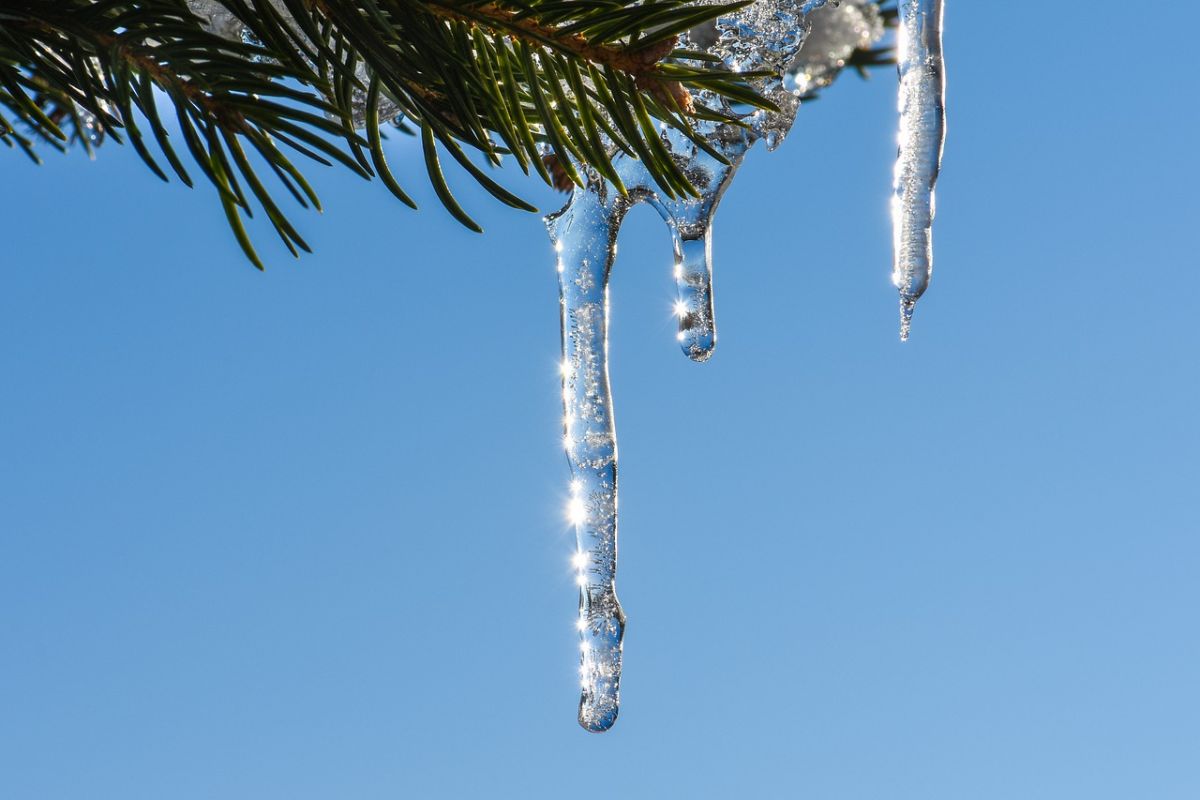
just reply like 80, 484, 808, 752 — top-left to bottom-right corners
892, 0, 947, 341
548, 182, 628, 733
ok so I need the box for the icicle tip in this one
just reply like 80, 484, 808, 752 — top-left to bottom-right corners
899, 296, 917, 342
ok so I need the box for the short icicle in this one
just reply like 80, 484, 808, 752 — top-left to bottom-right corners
652, 176, 735, 364
671, 227, 717, 362
892, 0, 947, 341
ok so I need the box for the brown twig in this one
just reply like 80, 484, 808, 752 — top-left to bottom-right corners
421, 1, 690, 108
424, 2, 672, 74
16, 16, 251, 133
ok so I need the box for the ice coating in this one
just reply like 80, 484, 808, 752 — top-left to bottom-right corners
185, 0, 247, 39
785, 0, 884, 95
77, 106, 103, 147
892, 0, 946, 340
545, 0, 902, 732
184, 0, 400, 127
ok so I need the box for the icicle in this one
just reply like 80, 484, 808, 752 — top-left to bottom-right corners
671, 229, 717, 362
547, 180, 628, 733
648, 164, 740, 363
892, 0, 947, 340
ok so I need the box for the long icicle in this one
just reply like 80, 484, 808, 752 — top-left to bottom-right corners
892, 0, 947, 341
548, 181, 628, 733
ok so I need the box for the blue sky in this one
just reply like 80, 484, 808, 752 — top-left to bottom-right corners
2, 3, 1198, 798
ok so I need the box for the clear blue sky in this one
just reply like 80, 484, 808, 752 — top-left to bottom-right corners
2, 4, 1198, 798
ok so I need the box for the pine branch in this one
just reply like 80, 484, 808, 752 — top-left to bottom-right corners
2, 1, 362, 266
0, 1, 882, 267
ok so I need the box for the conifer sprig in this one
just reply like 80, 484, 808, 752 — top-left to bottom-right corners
0, 1, 888, 266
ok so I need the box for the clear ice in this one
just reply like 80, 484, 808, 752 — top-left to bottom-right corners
892, 0, 946, 340
547, 0, 887, 732
785, 0, 884, 96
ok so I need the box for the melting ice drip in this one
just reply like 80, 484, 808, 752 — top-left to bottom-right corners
546, 0, 925, 732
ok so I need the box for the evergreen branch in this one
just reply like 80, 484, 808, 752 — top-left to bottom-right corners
2, 1, 369, 265
0, 0, 872, 267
